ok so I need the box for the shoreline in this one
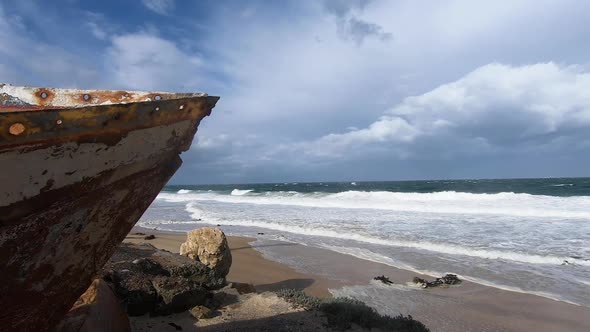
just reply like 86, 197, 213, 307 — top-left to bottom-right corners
129, 226, 590, 331
127, 226, 343, 298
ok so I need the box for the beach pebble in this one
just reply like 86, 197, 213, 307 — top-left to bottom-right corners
190, 305, 214, 319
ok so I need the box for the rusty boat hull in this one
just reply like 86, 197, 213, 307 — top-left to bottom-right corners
0, 84, 218, 331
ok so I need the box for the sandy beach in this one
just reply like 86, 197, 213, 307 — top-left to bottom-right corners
127, 227, 590, 332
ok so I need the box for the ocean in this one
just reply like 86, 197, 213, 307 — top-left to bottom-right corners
138, 178, 590, 307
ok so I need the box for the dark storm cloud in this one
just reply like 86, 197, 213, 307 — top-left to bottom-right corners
322, 0, 371, 17
322, 0, 391, 45
342, 17, 392, 45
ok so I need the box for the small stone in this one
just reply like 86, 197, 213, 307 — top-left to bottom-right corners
144, 234, 156, 240
229, 282, 256, 294
190, 305, 214, 319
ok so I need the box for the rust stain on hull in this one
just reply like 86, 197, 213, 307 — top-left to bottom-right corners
0, 84, 219, 331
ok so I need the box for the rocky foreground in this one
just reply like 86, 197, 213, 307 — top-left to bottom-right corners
56, 228, 428, 331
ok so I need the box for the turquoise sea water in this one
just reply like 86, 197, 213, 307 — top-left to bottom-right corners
139, 177, 590, 306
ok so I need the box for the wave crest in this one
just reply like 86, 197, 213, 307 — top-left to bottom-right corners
156, 190, 590, 219
231, 189, 254, 196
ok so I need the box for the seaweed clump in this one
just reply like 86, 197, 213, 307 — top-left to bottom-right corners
276, 289, 429, 331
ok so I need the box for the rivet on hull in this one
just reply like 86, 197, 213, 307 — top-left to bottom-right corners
9, 123, 25, 135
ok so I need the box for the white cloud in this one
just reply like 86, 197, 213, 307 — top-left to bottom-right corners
290, 63, 590, 159
106, 32, 203, 91
142, 0, 175, 15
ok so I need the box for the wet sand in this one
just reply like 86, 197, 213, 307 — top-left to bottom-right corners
127, 227, 590, 332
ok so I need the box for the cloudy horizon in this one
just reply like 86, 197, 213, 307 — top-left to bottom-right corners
2, 0, 590, 184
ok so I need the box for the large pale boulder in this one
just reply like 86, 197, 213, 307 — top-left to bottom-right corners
180, 227, 232, 278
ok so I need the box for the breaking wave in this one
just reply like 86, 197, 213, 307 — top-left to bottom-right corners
156, 190, 590, 219
230, 189, 254, 196
180, 202, 589, 267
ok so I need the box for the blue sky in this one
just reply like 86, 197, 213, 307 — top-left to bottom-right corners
2, 0, 590, 184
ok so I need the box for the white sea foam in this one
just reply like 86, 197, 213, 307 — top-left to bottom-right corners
182, 203, 589, 266
137, 219, 187, 229
177, 189, 192, 194
230, 189, 254, 196
156, 190, 590, 219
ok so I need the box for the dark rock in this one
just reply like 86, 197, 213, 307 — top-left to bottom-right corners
413, 277, 426, 285
373, 275, 393, 285
168, 322, 183, 330
105, 269, 159, 316
229, 282, 256, 294
152, 277, 208, 315
257, 232, 265, 235
412, 274, 462, 288
102, 243, 226, 316
170, 263, 225, 290
210, 291, 227, 308
144, 234, 156, 240
440, 274, 462, 285
132, 258, 169, 276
